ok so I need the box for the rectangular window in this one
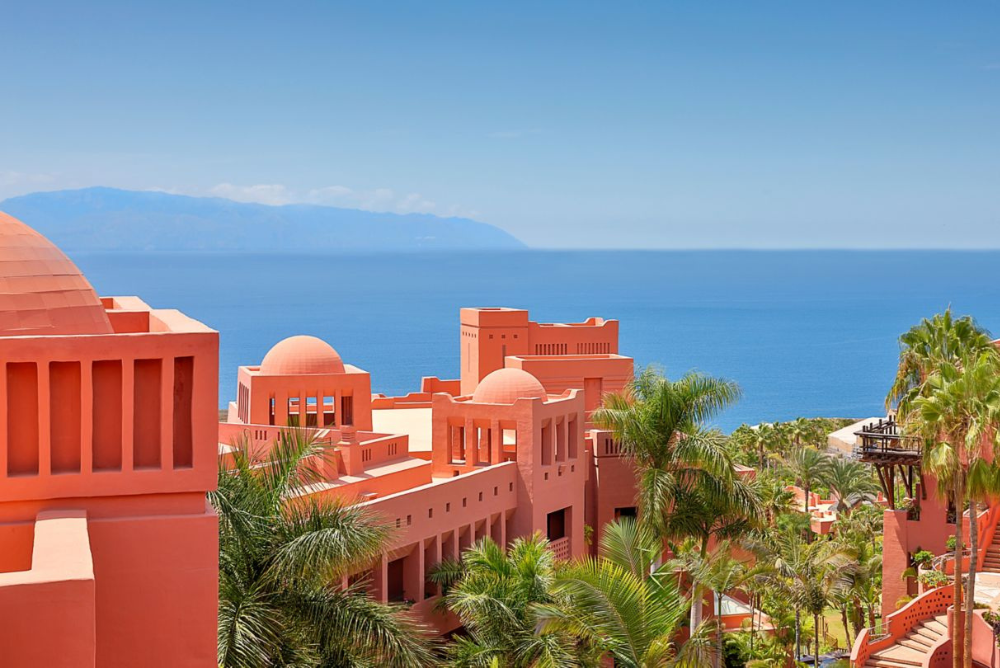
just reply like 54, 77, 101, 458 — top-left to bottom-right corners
541, 421, 553, 465
387, 557, 406, 602
614, 507, 637, 520
172, 356, 194, 468
341, 395, 353, 426
323, 395, 335, 426
133, 359, 162, 469
7, 363, 39, 476
92, 360, 123, 471
546, 508, 567, 541
50, 361, 82, 474
305, 396, 318, 427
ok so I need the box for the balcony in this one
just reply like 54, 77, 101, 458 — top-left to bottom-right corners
855, 417, 921, 463
549, 537, 571, 560
854, 417, 923, 509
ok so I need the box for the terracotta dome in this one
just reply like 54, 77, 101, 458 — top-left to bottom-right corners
0, 212, 113, 337
472, 368, 547, 404
260, 335, 345, 375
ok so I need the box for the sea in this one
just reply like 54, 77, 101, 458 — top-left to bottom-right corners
72, 250, 1000, 433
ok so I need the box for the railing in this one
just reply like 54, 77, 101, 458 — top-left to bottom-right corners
850, 584, 953, 667
549, 537, 571, 560
855, 417, 921, 457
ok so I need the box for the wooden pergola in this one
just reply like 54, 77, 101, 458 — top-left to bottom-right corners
855, 417, 923, 509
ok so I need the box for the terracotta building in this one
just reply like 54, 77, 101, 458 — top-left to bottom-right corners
0, 211, 766, 664
850, 419, 1000, 667
0, 212, 218, 667
220, 307, 639, 632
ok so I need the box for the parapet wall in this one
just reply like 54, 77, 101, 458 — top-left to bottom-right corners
0, 311, 218, 504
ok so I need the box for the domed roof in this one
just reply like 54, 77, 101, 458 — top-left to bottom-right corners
259, 335, 345, 375
0, 212, 112, 337
472, 368, 547, 404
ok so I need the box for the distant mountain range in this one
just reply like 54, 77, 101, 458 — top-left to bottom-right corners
0, 187, 525, 252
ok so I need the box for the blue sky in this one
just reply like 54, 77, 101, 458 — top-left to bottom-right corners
1, 2, 998, 248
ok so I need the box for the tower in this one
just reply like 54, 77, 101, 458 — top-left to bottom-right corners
0, 213, 218, 668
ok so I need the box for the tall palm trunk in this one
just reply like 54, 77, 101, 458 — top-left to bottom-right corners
690, 582, 702, 632
841, 606, 853, 647
715, 591, 723, 668
795, 609, 801, 661
690, 537, 710, 636
954, 475, 966, 668
965, 498, 978, 668
815, 612, 821, 668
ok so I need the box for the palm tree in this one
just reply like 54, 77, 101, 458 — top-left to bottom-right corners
749, 423, 776, 470
754, 471, 798, 525
540, 518, 717, 668
787, 417, 811, 448
660, 478, 761, 631
826, 458, 880, 516
785, 447, 833, 542
914, 351, 1000, 668
749, 530, 851, 666
213, 429, 434, 667
593, 366, 756, 629
889, 310, 1000, 668
429, 534, 579, 667
670, 538, 751, 668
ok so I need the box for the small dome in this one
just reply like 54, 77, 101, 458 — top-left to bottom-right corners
0, 212, 113, 337
472, 368, 547, 404
260, 335, 345, 375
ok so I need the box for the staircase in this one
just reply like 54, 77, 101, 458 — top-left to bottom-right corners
862, 615, 947, 667
982, 542, 1000, 573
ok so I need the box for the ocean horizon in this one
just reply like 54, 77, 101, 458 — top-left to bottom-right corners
72, 249, 1000, 433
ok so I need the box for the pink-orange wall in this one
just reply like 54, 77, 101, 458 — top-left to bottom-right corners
880, 475, 954, 617
236, 364, 373, 431
505, 354, 633, 425
431, 390, 588, 558
585, 430, 638, 551
459, 307, 619, 395
0, 297, 219, 667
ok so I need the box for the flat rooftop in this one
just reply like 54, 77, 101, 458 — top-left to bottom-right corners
372, 407, 432, 452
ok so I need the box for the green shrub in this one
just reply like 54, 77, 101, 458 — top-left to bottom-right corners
918, 569, 949, 589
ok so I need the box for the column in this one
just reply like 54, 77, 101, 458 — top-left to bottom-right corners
80, 361, 93, 475
37, 362, 51, 476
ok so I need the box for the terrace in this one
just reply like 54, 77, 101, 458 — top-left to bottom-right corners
854, 417, 923, 509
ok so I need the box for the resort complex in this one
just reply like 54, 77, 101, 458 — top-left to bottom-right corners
0, 212, 671, 665
221, 306, 638, 632
4, 209, 1000, 667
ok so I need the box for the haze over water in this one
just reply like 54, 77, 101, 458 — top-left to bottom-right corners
73, 250, 1000, 432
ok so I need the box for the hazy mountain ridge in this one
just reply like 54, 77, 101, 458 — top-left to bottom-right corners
0, 187, 525, 252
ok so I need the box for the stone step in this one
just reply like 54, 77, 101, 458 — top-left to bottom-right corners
913, 625, 942, 642
866, 659, 923, 668
898, 638, 931, 652
871, 645, 927, 666
903, 631, 934, 647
